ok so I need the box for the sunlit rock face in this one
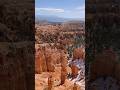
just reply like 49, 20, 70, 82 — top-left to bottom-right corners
35, 45, 68, 73
35, 20, 85, 90
35, 48, 47, 73
73, 47, 85, 60
35, 47, 84, 89
35, 44, 85, 90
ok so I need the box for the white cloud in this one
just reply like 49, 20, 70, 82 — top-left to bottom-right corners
35, 7, 65, 13
35, 6, 85, 18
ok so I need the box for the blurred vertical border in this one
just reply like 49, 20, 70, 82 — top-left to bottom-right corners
0, 0, 35, 90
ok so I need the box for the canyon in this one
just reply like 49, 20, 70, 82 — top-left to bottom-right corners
35, 21, 85, 90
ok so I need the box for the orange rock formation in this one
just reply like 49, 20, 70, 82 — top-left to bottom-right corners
60, 51, 67, 85
71, 64, 79, 78
73, 83, 78, 90
48, 75, 53, 90
73, 47, 85, 60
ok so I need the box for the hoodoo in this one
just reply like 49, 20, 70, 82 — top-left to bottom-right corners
48, 75, 53, 90
73, 83, 77, 90
60, 51, 67, 85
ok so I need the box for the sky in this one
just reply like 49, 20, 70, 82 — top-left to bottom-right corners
35, 0, 85, 19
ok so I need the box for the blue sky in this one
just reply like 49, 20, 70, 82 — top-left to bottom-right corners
35, 0, 85, 19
